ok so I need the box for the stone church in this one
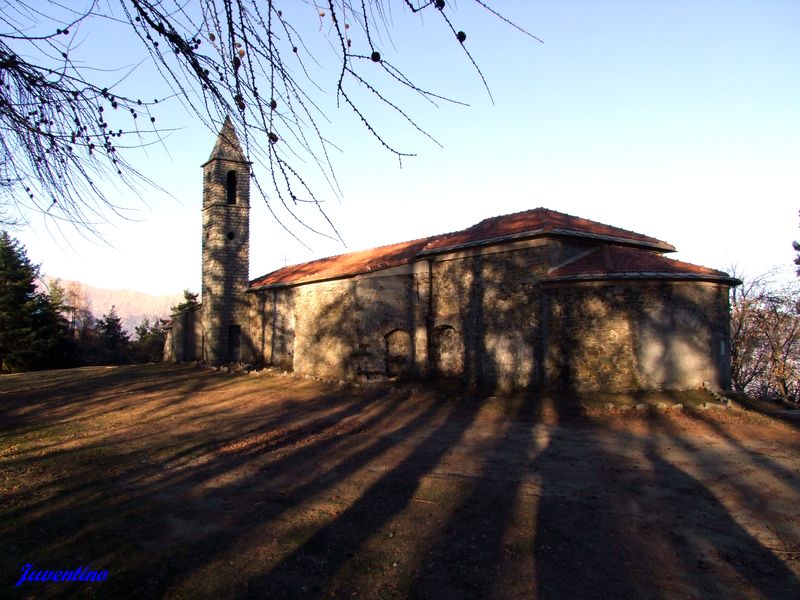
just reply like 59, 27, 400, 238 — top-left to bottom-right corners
165, 119, 740, 393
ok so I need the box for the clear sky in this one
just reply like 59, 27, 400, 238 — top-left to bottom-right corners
14, 1, 800, 295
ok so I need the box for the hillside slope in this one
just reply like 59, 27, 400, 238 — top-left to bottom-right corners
44, 278, 184, 334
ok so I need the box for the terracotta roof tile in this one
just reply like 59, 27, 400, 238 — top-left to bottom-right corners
545, 245, 738, 282
250, 237, 432, 287
250, 208, 684, 289
419, 207, 675, 253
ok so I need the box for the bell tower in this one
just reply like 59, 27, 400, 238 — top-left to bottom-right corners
201, 116, 250, 364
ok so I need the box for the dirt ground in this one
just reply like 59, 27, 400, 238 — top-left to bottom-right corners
1, 364, 799, 599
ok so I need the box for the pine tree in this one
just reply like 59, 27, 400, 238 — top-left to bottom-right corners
0, 231, 39, 371
95, 306, 130, 365
132, 317, 167, 363
29, 292, 75, 369
171, 289, 199, 313
0, 232, 72, 371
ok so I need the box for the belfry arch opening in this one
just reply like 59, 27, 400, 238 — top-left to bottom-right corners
226, 170, 237, 204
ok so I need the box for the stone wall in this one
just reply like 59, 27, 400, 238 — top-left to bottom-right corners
163, 328, 175, 363
201, 156, 250, 364
543, 281, 731, 392
244, 288, 296, 369
429, 241, 552, 391
249, 266, 429, 382
167, 305, 204, 362
190, 236, 733, 394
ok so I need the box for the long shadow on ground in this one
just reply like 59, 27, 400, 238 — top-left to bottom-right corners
2, 367, 799, 599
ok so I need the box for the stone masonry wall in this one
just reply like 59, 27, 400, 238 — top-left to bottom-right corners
246, 266, 429, 382
429, 242, 552, 391
201, 156, 250, 364
288, 272, 427, 382
245, 238, 733, 393
166, 305, 204, 362
543, 281, 731, 392
247, 239, 591, 389
244, 288, 296, 369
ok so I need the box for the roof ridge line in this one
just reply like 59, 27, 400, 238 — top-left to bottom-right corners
471, 207, 671, 245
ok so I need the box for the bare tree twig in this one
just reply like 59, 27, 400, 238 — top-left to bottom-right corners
0, 0, 538, 241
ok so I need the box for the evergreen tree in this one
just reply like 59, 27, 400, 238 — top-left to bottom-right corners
47, 278, 67, 310
132, 317, 167, 363
0, 232, 72, 371
171, 289, 199, 313
29, 291, 75, 369
0, 231, 39, 371
95, 306, 130, 365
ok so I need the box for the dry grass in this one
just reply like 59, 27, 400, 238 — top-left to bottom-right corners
1, 365, 799, 599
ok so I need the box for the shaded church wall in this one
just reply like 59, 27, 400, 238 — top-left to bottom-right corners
543, 281, 730, 392
292, 280, 357, 379
255, 237, 607, 391
429, 241, 554, 392
352, 272, 428, 379
544, 284, 640, 391
201, 193, 249, 363
190, 308, 204, 360
163, 327, 175, 362
635, 282, 730, 390
244, 288, 296, 368
244, 235, 733, 393
284, 268, 427, 382
166, 305, 204, 362
170, 313, 185, 362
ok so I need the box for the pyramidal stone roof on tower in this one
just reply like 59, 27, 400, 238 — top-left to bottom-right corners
203, 116, 247, 165
250, 207, 736, 289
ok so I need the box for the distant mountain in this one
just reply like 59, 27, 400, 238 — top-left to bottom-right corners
44, 278, 184, 334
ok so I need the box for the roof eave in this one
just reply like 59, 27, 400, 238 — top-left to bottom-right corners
199, 157, 252, 168
248, 264, 402, 291
542, 273, 742, 285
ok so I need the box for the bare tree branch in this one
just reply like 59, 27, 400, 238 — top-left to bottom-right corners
729, 266, 800, 404
0, 1, 537, 240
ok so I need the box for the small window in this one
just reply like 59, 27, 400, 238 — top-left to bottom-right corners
226, 170, 237, 204
227, 231, 235, 241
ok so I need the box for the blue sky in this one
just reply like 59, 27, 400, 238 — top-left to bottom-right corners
14, 1, 800, 295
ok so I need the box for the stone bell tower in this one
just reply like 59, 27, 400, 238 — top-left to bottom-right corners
201, 116, 250, 364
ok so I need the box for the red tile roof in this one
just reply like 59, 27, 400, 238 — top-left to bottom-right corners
420, 207, 675, 254
545, 245, 738, 283
250, 208, 696, 289
250, 237, 432, 288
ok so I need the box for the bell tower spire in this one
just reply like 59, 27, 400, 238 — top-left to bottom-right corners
200, 116, 250, 364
